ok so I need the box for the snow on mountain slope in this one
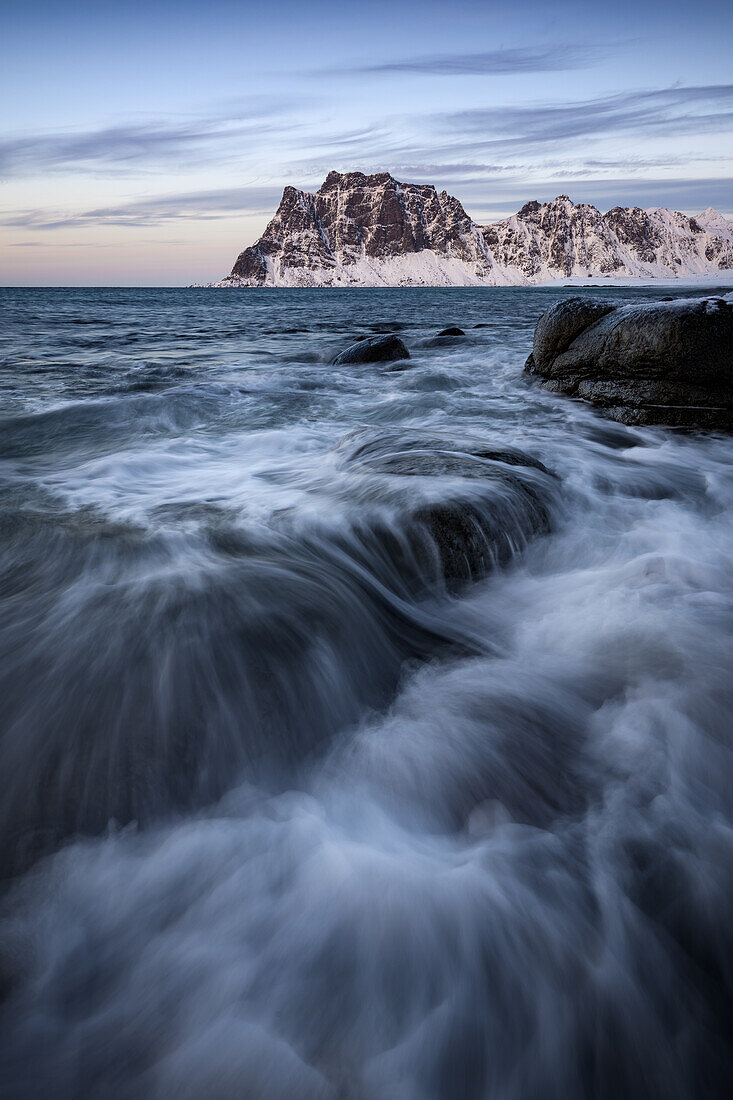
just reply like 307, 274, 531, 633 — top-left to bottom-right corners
696, 207, 733, 243
210, 172, 733, 287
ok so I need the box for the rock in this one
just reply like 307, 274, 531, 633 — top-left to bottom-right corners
531, 298, 617, 372
436, 326, 465, 337
525, 295, 733, 428
345, 431, 553, 476
331, 334, 410, 366
344, 433, 557, 586
410, 491, 549, 585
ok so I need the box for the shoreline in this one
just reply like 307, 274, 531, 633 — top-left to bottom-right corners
191, 274, 733, 290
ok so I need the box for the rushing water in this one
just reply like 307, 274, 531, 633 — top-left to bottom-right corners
1, 285, 733, 1099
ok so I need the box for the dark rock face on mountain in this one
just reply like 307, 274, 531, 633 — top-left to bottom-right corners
213, 172, 733, 287
525, 296, 733, 428
331, 334, 410, 365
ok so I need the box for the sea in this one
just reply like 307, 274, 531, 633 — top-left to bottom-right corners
1, 284, 733, 1099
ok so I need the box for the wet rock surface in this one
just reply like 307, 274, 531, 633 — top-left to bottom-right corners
331, 334, 410, 366
525, 295, 733, 428
345, 434, 557, 587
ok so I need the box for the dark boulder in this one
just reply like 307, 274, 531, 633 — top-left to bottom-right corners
344, 433, 557, 587
421, 326, 468, 348
410, 491, 549, 585
525, 295, 733, 428
530, 298, 617, 372
331, 334, 410, 366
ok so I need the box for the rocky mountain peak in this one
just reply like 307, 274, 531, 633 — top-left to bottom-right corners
517, 200, 542, 219
318, 170, 400, 194
696, 207, 733, 241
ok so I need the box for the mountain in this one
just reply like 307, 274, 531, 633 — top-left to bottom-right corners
696, 206, 733, 242
212, 171, 733, 287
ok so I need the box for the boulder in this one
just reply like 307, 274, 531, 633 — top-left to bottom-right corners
410, 493, 549, 585
530, 298, 617, 372
421, 326, 468, 348
331, 334, 410, 366
525, 295, 733, 428
344, 433, 557, 587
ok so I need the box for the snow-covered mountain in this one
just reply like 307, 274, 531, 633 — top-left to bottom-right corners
696, 206, 733, 243
212, 171, 733, 287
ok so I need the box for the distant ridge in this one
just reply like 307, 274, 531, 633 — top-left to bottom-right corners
209, 171, 733, 287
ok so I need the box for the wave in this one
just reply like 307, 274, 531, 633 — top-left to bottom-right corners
2, 445, 732, 1098
0, 435, 557, 877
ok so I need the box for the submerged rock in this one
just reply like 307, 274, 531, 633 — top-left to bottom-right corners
420, 325, 468, 348
344, 433, 557, 587
525, 295, 733, 428
331, 334, 410, 366
410, 492, 549, 584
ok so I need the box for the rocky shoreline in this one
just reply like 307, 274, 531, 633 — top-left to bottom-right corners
324, 293, 733, 430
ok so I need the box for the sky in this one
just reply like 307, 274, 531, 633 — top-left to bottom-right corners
1, 0, 732, 285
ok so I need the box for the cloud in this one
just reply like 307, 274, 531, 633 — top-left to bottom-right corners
387, 162, 505, 178
324, 44, 613, 77
0, 103, 299, 178
4, 175, 731, 246
1, 186, 284, 230
272, 84, 733, 193
3, 83, 730, 190
440, 84, 733, 151
3, 84, 731, 237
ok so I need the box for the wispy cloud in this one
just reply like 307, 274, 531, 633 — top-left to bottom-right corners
440, 84, 733, 151
324, 44, 614, 77
1, 186, 283, 230
275, 84, 733, 192
0, 103, 300, 178
387, 162, 505, 178
3, 85, 732, 237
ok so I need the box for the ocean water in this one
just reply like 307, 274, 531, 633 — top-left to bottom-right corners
1, 284, 733, 1099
